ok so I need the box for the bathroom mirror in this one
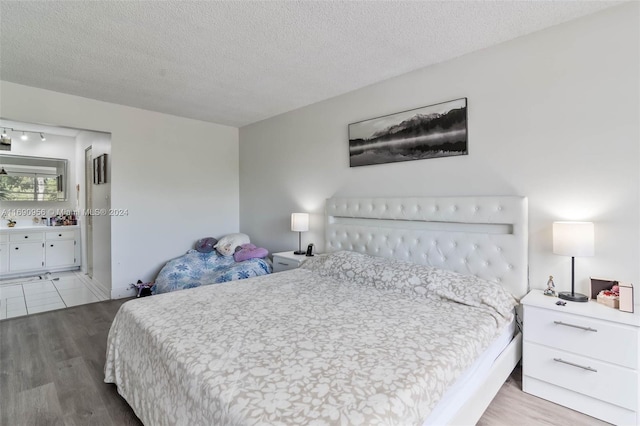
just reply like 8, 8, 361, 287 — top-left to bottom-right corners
0, 154, 68, 201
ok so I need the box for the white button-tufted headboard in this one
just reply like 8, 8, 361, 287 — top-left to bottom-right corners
325, 196, 529, 299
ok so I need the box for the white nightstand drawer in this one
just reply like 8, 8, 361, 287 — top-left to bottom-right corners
273, 257, 299, 272
525, 305, 637, 369
272, 252, 310, 273
524, 341, 637, 411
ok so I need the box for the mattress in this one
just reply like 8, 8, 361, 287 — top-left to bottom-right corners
423, 317, 517, 425
105, 251, 518, 425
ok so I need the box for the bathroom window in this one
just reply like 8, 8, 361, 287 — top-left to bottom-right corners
0, 173, 60, 201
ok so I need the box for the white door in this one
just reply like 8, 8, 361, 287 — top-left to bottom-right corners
85, 147, 94, 278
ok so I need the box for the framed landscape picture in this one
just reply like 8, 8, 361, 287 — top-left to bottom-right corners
348, 98, 468, 167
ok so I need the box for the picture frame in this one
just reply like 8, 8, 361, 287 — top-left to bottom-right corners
93, 154, 108, 184
99, 154, 107, 184
348, 98, 468, 167
93, 157, 100, 184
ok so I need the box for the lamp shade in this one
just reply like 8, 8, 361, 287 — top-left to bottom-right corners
291, 213, 309, 232
553, 221, 594, 257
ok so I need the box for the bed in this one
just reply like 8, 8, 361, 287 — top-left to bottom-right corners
152, 249, 272, 294
105, 196, 528, 425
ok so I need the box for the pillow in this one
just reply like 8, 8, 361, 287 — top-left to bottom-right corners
424, 267, 518, 323
233, 243, 269, 262
214, 233, 250, 256
303, 251, 517, 323
195, 237, 218, 253
301, 251, 432, 297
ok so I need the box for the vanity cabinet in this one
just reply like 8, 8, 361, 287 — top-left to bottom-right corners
0, 234, 8, 274
10, 241, 44, 271
46, 239, 76, 268
0, 226, 80, 278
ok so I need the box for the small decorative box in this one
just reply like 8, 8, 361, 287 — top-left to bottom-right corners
597, 292, 619, 309
590, 277, 617, 299
619, 282, 634, 313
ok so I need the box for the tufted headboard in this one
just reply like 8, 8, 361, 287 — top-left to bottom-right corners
325, 196, 529, 299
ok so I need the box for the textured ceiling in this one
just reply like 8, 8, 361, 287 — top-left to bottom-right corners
0, 1, 620, 128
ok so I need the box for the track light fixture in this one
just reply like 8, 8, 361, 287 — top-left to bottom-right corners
0, 128, 49, 141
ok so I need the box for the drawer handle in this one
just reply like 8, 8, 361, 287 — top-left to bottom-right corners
553, 357, 598, 373
24, 236, 28, 239
58, 234, 62, 237
553, 320, 597, 332
277, 262, 288, 266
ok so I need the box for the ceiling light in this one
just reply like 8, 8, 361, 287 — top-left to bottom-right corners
0, 167, 7, 175
21, 132, 28, 141
40, 133, 46, 141
1, 129, 6, 138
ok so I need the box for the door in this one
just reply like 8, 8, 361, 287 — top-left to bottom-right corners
85, 147, 94, 278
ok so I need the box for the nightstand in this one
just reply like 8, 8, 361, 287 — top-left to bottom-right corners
272, 251, 311, 273
522, 290, 640, 425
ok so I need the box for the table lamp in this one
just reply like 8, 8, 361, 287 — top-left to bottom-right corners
553, 221, 594, 302
291, 213, 309, 255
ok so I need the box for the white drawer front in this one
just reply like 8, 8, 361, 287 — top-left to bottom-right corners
46, 230, 76, 240
524, 341, 637, 411
525, 306, 637, 369
0, 234, 7, 243
272, 257, 298, 273
9, 232, 44, 243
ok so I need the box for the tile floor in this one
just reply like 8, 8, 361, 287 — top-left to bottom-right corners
0, 271, 107, 320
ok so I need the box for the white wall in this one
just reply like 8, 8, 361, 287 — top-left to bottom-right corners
0, 82, 240, 298
240, 4, 640, 297
1, 133, 77, 225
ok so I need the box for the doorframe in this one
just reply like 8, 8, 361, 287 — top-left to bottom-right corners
84, 146, 94, 279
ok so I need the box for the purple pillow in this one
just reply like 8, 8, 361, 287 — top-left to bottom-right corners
233, 243, 268, 262
195, 237, 218, 253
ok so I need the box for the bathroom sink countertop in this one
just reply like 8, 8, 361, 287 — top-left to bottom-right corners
0, 224, 80, 231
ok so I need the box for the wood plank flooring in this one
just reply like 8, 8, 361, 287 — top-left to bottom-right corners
0, 299, 609, 426
0, 299, 142, 426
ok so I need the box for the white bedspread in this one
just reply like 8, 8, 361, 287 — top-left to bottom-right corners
105, 251, 516, 425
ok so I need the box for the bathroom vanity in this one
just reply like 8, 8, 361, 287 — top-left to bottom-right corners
0, 225, 81, 278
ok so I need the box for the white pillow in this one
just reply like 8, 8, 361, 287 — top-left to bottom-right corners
214, 233, 250, 256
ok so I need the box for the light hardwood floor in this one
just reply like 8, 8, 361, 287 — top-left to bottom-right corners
0, 299, 610, 426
